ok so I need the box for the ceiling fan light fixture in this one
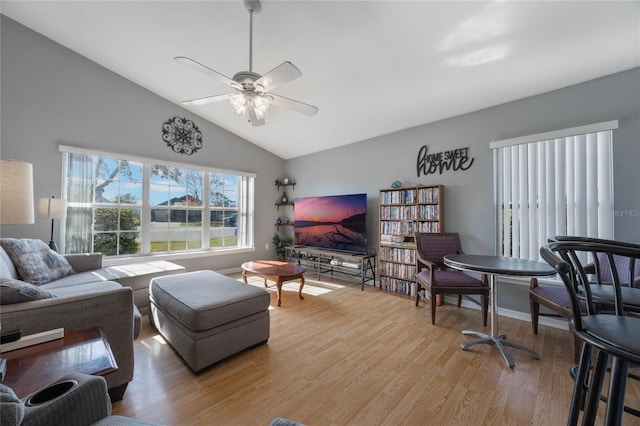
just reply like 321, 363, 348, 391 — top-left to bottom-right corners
252, 95, 270, 119
175, 0, 317, 126
230, 93, 248, 115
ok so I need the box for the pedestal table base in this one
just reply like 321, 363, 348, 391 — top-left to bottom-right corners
461, 330, 540, 369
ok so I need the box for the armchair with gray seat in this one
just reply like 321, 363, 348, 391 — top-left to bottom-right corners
414, 232, 489, 326
0, 373, 159, 426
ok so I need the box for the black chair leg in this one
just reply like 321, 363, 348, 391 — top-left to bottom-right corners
569, 343, 593, 426
605, 357, 629, 426
583, 350, 608, 425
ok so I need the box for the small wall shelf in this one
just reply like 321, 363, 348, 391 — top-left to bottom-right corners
274, 179, 296, 260
275, 180, 296, 191
275, 202, 295, 210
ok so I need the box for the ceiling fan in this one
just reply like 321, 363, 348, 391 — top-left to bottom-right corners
175, 0, 318, 126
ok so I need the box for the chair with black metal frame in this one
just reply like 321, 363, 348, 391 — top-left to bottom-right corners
552, 236, 640, 310
541, 240, 640, 425
530, 236, 640, 364
414, 232, 489, 326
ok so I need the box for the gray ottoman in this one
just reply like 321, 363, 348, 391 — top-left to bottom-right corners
149, 270, 270, 373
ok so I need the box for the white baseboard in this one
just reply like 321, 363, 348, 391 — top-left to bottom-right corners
452, 296, 569, 331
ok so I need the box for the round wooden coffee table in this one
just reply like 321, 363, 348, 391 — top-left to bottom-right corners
241, 260, 305, 306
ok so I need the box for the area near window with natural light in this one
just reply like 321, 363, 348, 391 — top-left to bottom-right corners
60, 146, 254, 257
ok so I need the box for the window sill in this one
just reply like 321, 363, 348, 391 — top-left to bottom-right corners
102, 246, 256, 266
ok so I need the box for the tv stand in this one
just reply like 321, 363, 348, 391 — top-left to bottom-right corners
285, 246, 376, 291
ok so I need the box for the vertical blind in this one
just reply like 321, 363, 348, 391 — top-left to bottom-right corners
491, 121, 617, 261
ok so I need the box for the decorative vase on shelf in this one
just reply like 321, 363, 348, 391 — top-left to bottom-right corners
281, 192, 288, 204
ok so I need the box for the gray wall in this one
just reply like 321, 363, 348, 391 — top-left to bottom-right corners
286, 67, 640, 312
0, 16, 284, 271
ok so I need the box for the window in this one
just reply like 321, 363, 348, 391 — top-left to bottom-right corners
61, 146, 254, 257
491, 121, 616, 262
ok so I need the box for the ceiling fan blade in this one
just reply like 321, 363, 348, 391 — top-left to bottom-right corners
174, 56, 241, 90
270, 94, 319, 116
254, 61, 302, 93
182, 93, 232, 106
247, 105, 265, 126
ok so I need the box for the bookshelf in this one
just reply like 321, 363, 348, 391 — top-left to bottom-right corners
378, 185, 444, 296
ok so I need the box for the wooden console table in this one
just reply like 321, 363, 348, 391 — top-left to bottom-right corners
285, 246, 376, 290
2, 327, 117, 397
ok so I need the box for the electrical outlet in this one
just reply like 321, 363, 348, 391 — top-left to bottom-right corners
265, 243, 269, 250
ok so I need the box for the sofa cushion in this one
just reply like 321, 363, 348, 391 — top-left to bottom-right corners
0, 278, 56, 305
47, 280, 124, 298
0, 247, 18, 280
40, 271, 113, 289
0, 239, 74, 285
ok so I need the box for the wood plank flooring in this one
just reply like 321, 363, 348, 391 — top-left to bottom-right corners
112, 273, 640, 425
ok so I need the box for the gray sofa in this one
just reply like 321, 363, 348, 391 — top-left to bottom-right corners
0, 239, 184, 401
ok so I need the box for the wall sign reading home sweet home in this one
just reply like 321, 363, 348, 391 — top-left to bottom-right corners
416, 145, 475, 176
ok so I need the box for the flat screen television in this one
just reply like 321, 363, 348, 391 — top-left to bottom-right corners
293, 193, 367, 254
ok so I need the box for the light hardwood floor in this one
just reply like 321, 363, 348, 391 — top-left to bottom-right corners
112, 273, 640, 425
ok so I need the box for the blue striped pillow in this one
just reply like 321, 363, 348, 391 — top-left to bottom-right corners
0, 239, 74, 285
0, 278, 56, 304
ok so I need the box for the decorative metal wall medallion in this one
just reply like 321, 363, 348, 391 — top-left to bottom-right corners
162, 117, 203, 155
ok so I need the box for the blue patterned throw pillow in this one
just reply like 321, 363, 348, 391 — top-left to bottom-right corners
0, 278, 56, 304
0, 239, 74, 285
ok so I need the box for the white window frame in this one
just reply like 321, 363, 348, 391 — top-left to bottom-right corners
59, 145, 255, 260
491, 120, 617, 262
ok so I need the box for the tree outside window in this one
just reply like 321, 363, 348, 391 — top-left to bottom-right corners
63, 151, 250, 256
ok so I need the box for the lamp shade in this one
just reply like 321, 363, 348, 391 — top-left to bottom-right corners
0, 159, 35, 224
37, 197, 67, 219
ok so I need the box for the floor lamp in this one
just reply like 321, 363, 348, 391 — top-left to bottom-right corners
37, 196, 67, 252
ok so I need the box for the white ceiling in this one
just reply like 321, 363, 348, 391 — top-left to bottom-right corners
2, 1, 639, 160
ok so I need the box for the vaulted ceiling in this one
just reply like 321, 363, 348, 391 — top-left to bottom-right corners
3, 1, 639, 159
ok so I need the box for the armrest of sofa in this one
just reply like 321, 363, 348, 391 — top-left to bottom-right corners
21, 373, 111, 426
64, 253, 103, 272
0, 286, 134, 395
